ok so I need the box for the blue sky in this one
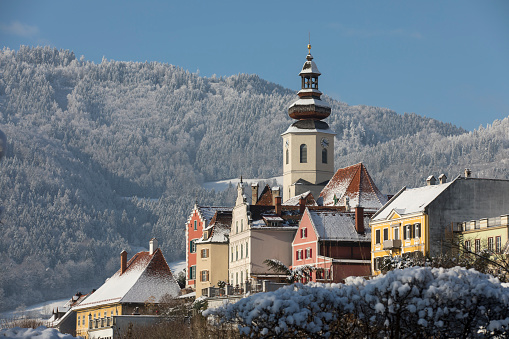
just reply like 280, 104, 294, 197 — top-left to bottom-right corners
1, 0, 508, 131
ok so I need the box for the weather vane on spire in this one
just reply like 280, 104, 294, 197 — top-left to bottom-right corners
308, 32, 311, 53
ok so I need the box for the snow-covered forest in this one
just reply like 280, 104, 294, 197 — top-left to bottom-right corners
0, 46, 507, 311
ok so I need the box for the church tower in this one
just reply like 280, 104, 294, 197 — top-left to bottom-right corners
282, 45, 336, 202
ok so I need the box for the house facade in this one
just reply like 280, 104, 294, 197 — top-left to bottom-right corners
371, 171, 509, 275
195, 210, 231, 297
292, 207, 372, 283
456, 214, 509, 254
74, 239, 180, 339
185, 204, 231, 288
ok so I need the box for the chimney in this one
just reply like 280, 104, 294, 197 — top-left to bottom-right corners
272, 187, 280, 205
355, 206, 365, 234
275, 196, 282, 217
439, 174, 447, 184
251, 183, 259, 205
426, 175, 436, 186
149, 238, 158, 255
465, 168, 471, 178
344, 196, 350, 212
299, 197, 306, 214
120, 250, 127, 274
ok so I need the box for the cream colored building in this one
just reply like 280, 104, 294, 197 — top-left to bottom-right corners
195, 210, 231, 297
282, 45, 336, 202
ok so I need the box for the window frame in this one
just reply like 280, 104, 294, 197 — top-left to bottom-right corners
322, 148, 327, 164
300, 144, 307, 163
375, 229, 381, 244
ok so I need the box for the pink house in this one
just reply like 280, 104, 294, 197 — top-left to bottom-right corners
292, 207, 372, 283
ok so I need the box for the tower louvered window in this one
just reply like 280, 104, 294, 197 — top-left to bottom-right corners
300, 144, 307, 163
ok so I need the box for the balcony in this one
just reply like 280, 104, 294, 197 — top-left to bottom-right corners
383, 239, 402, 249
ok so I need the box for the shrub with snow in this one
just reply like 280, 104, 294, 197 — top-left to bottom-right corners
205, 266, 509, 338
0, 326, 78, 339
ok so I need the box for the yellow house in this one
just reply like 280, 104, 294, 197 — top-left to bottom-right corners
195, 210, 231, 298
73, 239, 180, 339
456, 215, 509, 254
371, 172, 509, 275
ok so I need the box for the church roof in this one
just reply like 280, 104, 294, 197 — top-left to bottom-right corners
319, 163, 387, 210
74, 248, 180, 310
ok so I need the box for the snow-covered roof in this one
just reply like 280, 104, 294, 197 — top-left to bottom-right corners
196, 206, 231, 224
307, 209, 371, 242
299, 56, 321, 75
283, 191, 317, 206
263, 216, 284, 222
372, 181, 454, 222
281, 124, 336, 136
198, 210, 231, 244
288, 97, 330, 110
319, 163, 387, 210
74, 248, 180, 310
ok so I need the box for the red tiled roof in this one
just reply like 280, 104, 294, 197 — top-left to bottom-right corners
255, 185, 274, 206
319, 163, 387, 209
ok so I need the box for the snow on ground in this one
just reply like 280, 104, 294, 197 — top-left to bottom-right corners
0, 299, 69, 321
0, 326, 77, 338
202, 176, 283, 192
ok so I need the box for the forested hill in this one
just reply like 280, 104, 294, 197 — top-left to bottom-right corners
0, 46, 507, 311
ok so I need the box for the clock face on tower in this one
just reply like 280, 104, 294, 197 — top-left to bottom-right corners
320, 137, 329, 148
285, 139, 290, 148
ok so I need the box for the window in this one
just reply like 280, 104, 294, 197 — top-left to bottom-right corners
201, 270, 209, 282
305, 248, 312, 259
301, 228, 307, 238
322, 148, 327, 164
375, 229, 381, 244
190, 240, 196, 253
189, 266, 196, 279
194, 220, 197, 230
231, 247, 234, 262
383, 228, 389, 241
241, 244, 244, 259
241, 219, 244, 232
201, 248, 209, 258
465, 240, 471, 252
475, 239, 481, 253
404, 225, 411, 240
246, 242, 248, 257
236, 272, 238, 285
496, 236, 502, 253
296, 249, 303, 260
286, 149, 289, 165
300, 144, 307, 163
488, 237, 494, 252
374, 257, 380, 271
236, 246, 238, 261
78, 316, 80, 326
394, 227, 399, 240
240, 271, 243, 283
414, 223, 421, 238
236, 221, 238, 234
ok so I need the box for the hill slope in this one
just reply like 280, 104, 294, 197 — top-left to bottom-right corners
0, 46, 507, 310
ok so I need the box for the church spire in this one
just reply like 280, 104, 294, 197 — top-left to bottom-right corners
288, 45, 331, 121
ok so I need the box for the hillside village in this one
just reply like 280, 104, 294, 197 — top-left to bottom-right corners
38, 46, 509, 338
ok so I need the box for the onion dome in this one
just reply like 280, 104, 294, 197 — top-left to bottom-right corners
288, 44, 331, 120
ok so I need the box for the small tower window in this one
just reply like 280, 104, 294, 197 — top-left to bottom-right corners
286, 149, 289, 165
322, 148, 327, 164
300, 144, 307, 163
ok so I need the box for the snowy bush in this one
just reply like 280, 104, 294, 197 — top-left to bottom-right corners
205, 266, 509, 338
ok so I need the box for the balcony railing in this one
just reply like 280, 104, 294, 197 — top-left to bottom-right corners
383, 239, 402, 249
88, 317, 115, 330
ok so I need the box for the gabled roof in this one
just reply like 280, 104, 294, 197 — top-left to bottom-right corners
283, 191, 317, 206
306, 208, 371, 242
319, 163, 387, 210
372, 180, 454, 222
198, 210, 232, 244
255, 185, 275, 206
74, 248, 180, 310
195, 206, 231, 223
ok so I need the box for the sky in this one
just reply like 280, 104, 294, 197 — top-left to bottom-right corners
0, 0, 508, 131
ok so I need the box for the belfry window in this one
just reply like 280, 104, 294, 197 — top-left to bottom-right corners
300, 144, 307, 163
286, 149, 289, 165
322, 148, 327, 163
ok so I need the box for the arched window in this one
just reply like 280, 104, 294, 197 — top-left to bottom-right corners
300, 144, 307, 163
286, 148, 289, 165
322, 148, 327, 164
